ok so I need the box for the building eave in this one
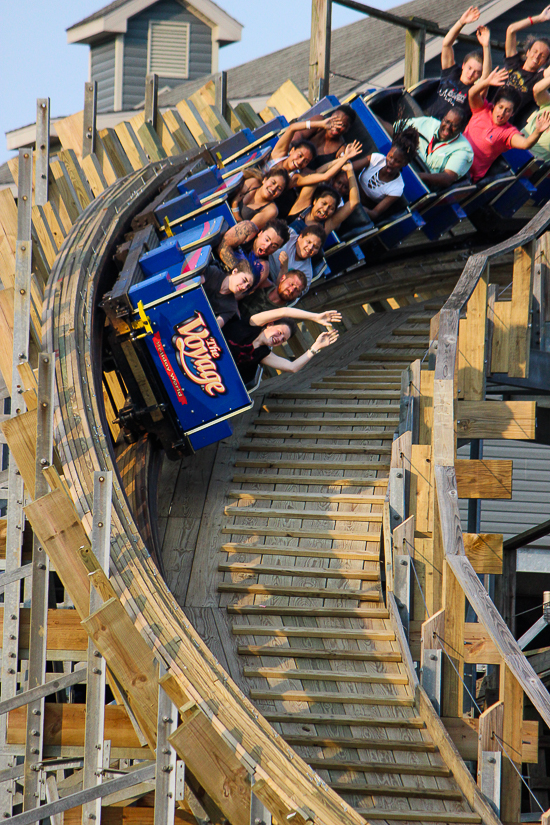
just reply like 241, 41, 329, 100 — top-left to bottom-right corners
67, 0, 242, 45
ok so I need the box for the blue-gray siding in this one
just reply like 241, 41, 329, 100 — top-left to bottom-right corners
122, 0, 212, 110
91, 38, 116, 113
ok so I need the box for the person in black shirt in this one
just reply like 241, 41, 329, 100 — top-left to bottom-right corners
429, 7, 491, 124
504, 5, 550, 124
201, 262, 254, 328
222, 307, 340, 384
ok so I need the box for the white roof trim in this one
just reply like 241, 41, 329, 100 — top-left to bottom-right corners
67, 0, 242, 45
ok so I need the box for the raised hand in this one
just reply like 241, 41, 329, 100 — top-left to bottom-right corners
315, 310, 342, 328
315, 329, 339, 349
487, 66, 509, 86
539, 4, 550, 22
343, 140, 363, 159
460, 6, 480, 25
278, 250, 289, 271
476, 25, 490, 46
535, 110, 550, 133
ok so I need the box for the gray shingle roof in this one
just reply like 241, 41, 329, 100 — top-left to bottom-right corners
158, 0, 519, 106
68, 0, 130, 30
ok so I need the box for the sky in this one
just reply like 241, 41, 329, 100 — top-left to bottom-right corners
0, 0, 397, 167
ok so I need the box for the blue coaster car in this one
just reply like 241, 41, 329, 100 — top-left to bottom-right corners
139, 217, 227, 277
125, 274, 252, 453
155, 192, 234, 237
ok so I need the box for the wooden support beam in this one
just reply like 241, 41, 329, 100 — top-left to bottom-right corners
82, 82, 97, 158
1, 409, 37, 498
478, 701, 504, 758
24, 488, 91, 618
169, 708, 251, 825
404, 25, 425, 89
81, 598, 158, 750
442, 714, 537, 763
144, 74, 158, 131
154, 666, 178, 825
456, 400, 536, 440
489, 300, 511, 374
509, 242, 534, 378
456, 459, 512, 499
24, 353, 55, 809
442, 560, 464, 717
463, 533, 503, 574
499, 664, 523, 823
7, 705, 144, 748
82, 471, 112, 825
252, 778, 312, 825
458, 271, 487, 401
462, 622, 500, 664
35, 98, 50, 206
309, 0, 332, 103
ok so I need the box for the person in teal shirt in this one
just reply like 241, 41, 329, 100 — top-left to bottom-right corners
390, 108, 474, 189
521, 103, 550, 159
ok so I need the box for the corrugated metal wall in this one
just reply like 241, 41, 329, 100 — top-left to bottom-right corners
458, 440, 550, 572
123, 0, 212, 110
91, 38, 116, 113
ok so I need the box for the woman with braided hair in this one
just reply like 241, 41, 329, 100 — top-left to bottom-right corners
352, 124, 420, 221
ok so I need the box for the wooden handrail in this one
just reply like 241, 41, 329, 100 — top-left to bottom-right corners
432, 201, 550, 729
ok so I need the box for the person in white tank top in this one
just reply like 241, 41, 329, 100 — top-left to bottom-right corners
352, 124, 420, 222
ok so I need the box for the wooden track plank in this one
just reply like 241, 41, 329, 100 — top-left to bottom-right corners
221, 526, 381, 540
227, 606, 389, 617
307, 759, 450, 776
250, 690, 414, 706
225, 506, 383, 522
223, 543, 380, 561
231, 474, 389, 488
239, 646, 401, 662
228, 491, 386, 504
232, 627, 393, 640
220, 562, 379, 580
244, 668, 409, 685
220, 584, 381, 600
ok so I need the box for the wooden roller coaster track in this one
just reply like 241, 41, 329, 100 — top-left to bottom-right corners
0, 75, 550, 825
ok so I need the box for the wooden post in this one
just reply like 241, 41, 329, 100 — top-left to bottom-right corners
404, 25, 425, 89
82, 471, 112, 825
499, 665, 523, 823
23, 353, 54, 810
35, 98, 50, 206
509, 242, 534, 378
308, 0, 332, 103
420, 609, 444, 714
145, 73, 159, 131
251, 776, 272, 825
82, 81, 97, 158
154, 665, 178, 825
215, 71, 228, 123
477, 701, 503, 817
441, 560, 465, 718
0, 150, 33, 818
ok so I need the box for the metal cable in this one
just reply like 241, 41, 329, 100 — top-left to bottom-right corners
433, 631, 483, 715
492, 732, 545, 813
